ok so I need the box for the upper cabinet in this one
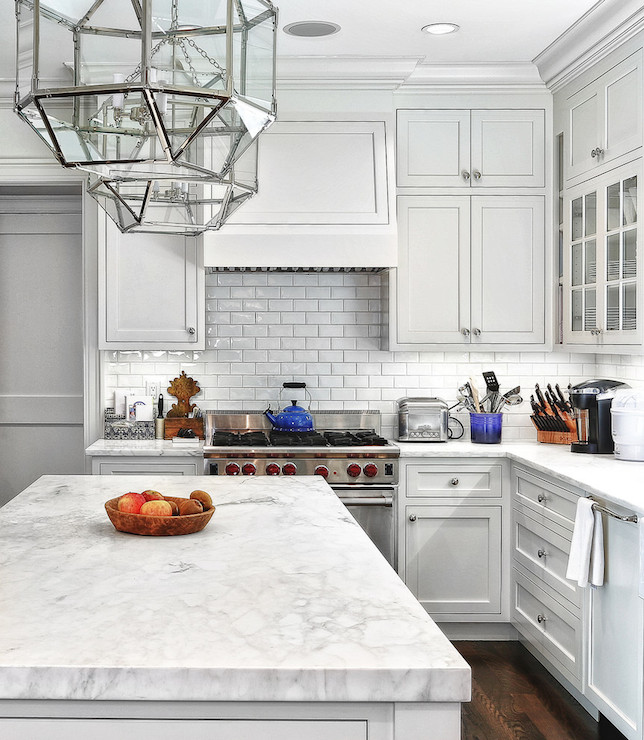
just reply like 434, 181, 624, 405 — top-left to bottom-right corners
202, 120, 397, 268
98, 214, 205, 350
396, 109, 545, 188
565, 50, 643, 185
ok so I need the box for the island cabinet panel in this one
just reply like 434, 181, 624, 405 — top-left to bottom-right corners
98, 214, 205, 350
585, 511, 644, 740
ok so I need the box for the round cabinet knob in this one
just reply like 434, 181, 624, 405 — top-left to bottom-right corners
450, 478, 459, 486
537, 548, 547, 559
314, 465, 329, 478
409, 514, 417, 522
225, 462, 240, 476
591, 147, 604, 158
187, 327, 196, 335
242, 463, 256, 476
537, 493, 547, 503
537, 614, 547, 624
472, 169, 482, 180
266, 463, 280, 476
472, 328, 481, 337
347, 463, 362, 478
363, 463, 378, 478
461, 170, 471, 181
461, 328, 471, 337
282, 463, 297, 476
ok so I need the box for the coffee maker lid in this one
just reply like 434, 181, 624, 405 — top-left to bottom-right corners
570, 379, 630, 397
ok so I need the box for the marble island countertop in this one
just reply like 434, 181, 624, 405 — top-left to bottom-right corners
397, 440, 644, 515
0, 475, 470, 704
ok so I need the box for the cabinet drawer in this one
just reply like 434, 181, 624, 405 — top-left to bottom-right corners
513, 468, 578, 529
512, 567, 582, 688
406, 464, 502, 499
513, 508, 581, 610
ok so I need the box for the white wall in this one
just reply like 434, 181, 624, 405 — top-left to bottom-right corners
102, 271, 620, 441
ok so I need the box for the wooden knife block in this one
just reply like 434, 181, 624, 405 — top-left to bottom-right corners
163, 418, 204, 440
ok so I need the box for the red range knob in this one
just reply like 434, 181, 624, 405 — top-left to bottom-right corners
266, 463, 280, 476
282, 463, 297, 476
314, 465, 329, 478
347, 463, 362, 478
225, 462, 240, 476
363, 463, 378, 478
242, 463, 256, 476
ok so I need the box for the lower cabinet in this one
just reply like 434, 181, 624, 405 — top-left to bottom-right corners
400, 460, 508, 622
90, 457, 202, 475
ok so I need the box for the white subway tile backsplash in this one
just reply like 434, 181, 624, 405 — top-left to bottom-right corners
104, 271, 640, 440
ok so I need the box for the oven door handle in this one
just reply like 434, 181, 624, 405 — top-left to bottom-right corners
334, 488, 394, 508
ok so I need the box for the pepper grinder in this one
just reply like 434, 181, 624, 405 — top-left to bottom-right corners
155, 394, 165, 439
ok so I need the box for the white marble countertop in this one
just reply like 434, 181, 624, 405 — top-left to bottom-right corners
397, 440, 644, 515
0, 475, 469, 704
86, 439, 203, 456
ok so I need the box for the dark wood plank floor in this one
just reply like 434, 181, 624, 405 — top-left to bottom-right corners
455, 642, 627, 740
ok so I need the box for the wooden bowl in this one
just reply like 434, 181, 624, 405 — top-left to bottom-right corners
105, 496, 215, 536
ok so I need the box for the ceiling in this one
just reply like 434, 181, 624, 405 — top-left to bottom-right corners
274, 0, 602, 65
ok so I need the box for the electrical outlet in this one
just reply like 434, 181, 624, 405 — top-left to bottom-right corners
146, 381, 159, 398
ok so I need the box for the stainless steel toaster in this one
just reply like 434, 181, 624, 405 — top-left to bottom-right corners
397, 397, 449, 442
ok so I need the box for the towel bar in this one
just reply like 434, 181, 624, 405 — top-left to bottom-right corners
588, 498, 638, 523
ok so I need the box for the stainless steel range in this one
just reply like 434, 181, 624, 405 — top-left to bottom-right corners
203, 410, 399, 567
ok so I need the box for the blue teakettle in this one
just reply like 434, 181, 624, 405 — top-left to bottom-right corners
264, 382, 314, 432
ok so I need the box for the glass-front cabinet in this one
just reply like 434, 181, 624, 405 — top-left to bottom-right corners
563, 164, 641, 346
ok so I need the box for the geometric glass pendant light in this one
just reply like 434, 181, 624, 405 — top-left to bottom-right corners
14, 0, 277, 235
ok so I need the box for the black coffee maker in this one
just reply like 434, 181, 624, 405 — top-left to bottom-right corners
569, 379, 630, 454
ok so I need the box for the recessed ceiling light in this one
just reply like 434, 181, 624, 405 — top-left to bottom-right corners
283, 21, 341, 38
422, 22, 460, 35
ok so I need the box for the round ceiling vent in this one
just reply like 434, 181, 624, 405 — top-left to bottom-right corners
283, 21, 341, 38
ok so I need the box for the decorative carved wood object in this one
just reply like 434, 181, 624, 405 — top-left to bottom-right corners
166, 371, 200, 418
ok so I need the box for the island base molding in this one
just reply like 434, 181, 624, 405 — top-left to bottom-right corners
0, 700, 462, 740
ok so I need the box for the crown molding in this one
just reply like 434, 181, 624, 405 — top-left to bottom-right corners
402, 62, 547, 90
535, 0, 644, 91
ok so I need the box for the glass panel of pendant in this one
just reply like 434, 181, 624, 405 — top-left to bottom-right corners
605, 175, 637, 331
571, 191, 597, 331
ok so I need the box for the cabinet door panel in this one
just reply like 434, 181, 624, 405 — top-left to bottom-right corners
586, 515, 644, 740
396, 196, 470, 343
406, 505, 501, 615
100, 216, 203, 349
470, 196, 545, 344
471, 110, 545, 187
569, 91, 600, 179
396, 110, 470, 187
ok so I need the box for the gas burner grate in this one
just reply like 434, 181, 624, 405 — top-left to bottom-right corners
269, 430, 327, 447
211, 431, 271, 447
323, 430, 388, 447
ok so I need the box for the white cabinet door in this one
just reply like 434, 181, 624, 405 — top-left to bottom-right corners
396, 109, 544, 188
394, 195, 544, 346
396, 110, 470, 187
470, 196, 545, 344
99, 215, 204, 349
470, 110, 545, 188
405, 504, 502, 617
395, 196, 470, 344
567, 51, 642, 182
585, 514, 644, 740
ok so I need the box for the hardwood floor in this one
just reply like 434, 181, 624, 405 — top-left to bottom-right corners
455, 641, 627, 740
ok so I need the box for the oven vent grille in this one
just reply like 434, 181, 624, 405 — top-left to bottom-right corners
206, 267, 387, 274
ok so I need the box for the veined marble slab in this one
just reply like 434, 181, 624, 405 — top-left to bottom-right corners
0, 475, 470, 703
397, 440, 644, 515
86, 440, 203, 456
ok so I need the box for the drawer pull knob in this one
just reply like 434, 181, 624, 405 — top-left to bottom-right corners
450, 478, 459, 486
537, 614, 547, 624
409, 514, 417, 522
537, 493, 547, 503
537, 548, 547, 559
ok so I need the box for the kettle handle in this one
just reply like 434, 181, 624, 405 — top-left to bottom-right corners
283, 382, 306, 389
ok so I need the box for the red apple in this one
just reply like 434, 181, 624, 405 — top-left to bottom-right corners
140, 499, 173, 517
117, 492, 146, 514
141, 490, 164, 501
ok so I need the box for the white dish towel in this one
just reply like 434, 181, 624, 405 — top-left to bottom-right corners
566, 497, 604, 587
